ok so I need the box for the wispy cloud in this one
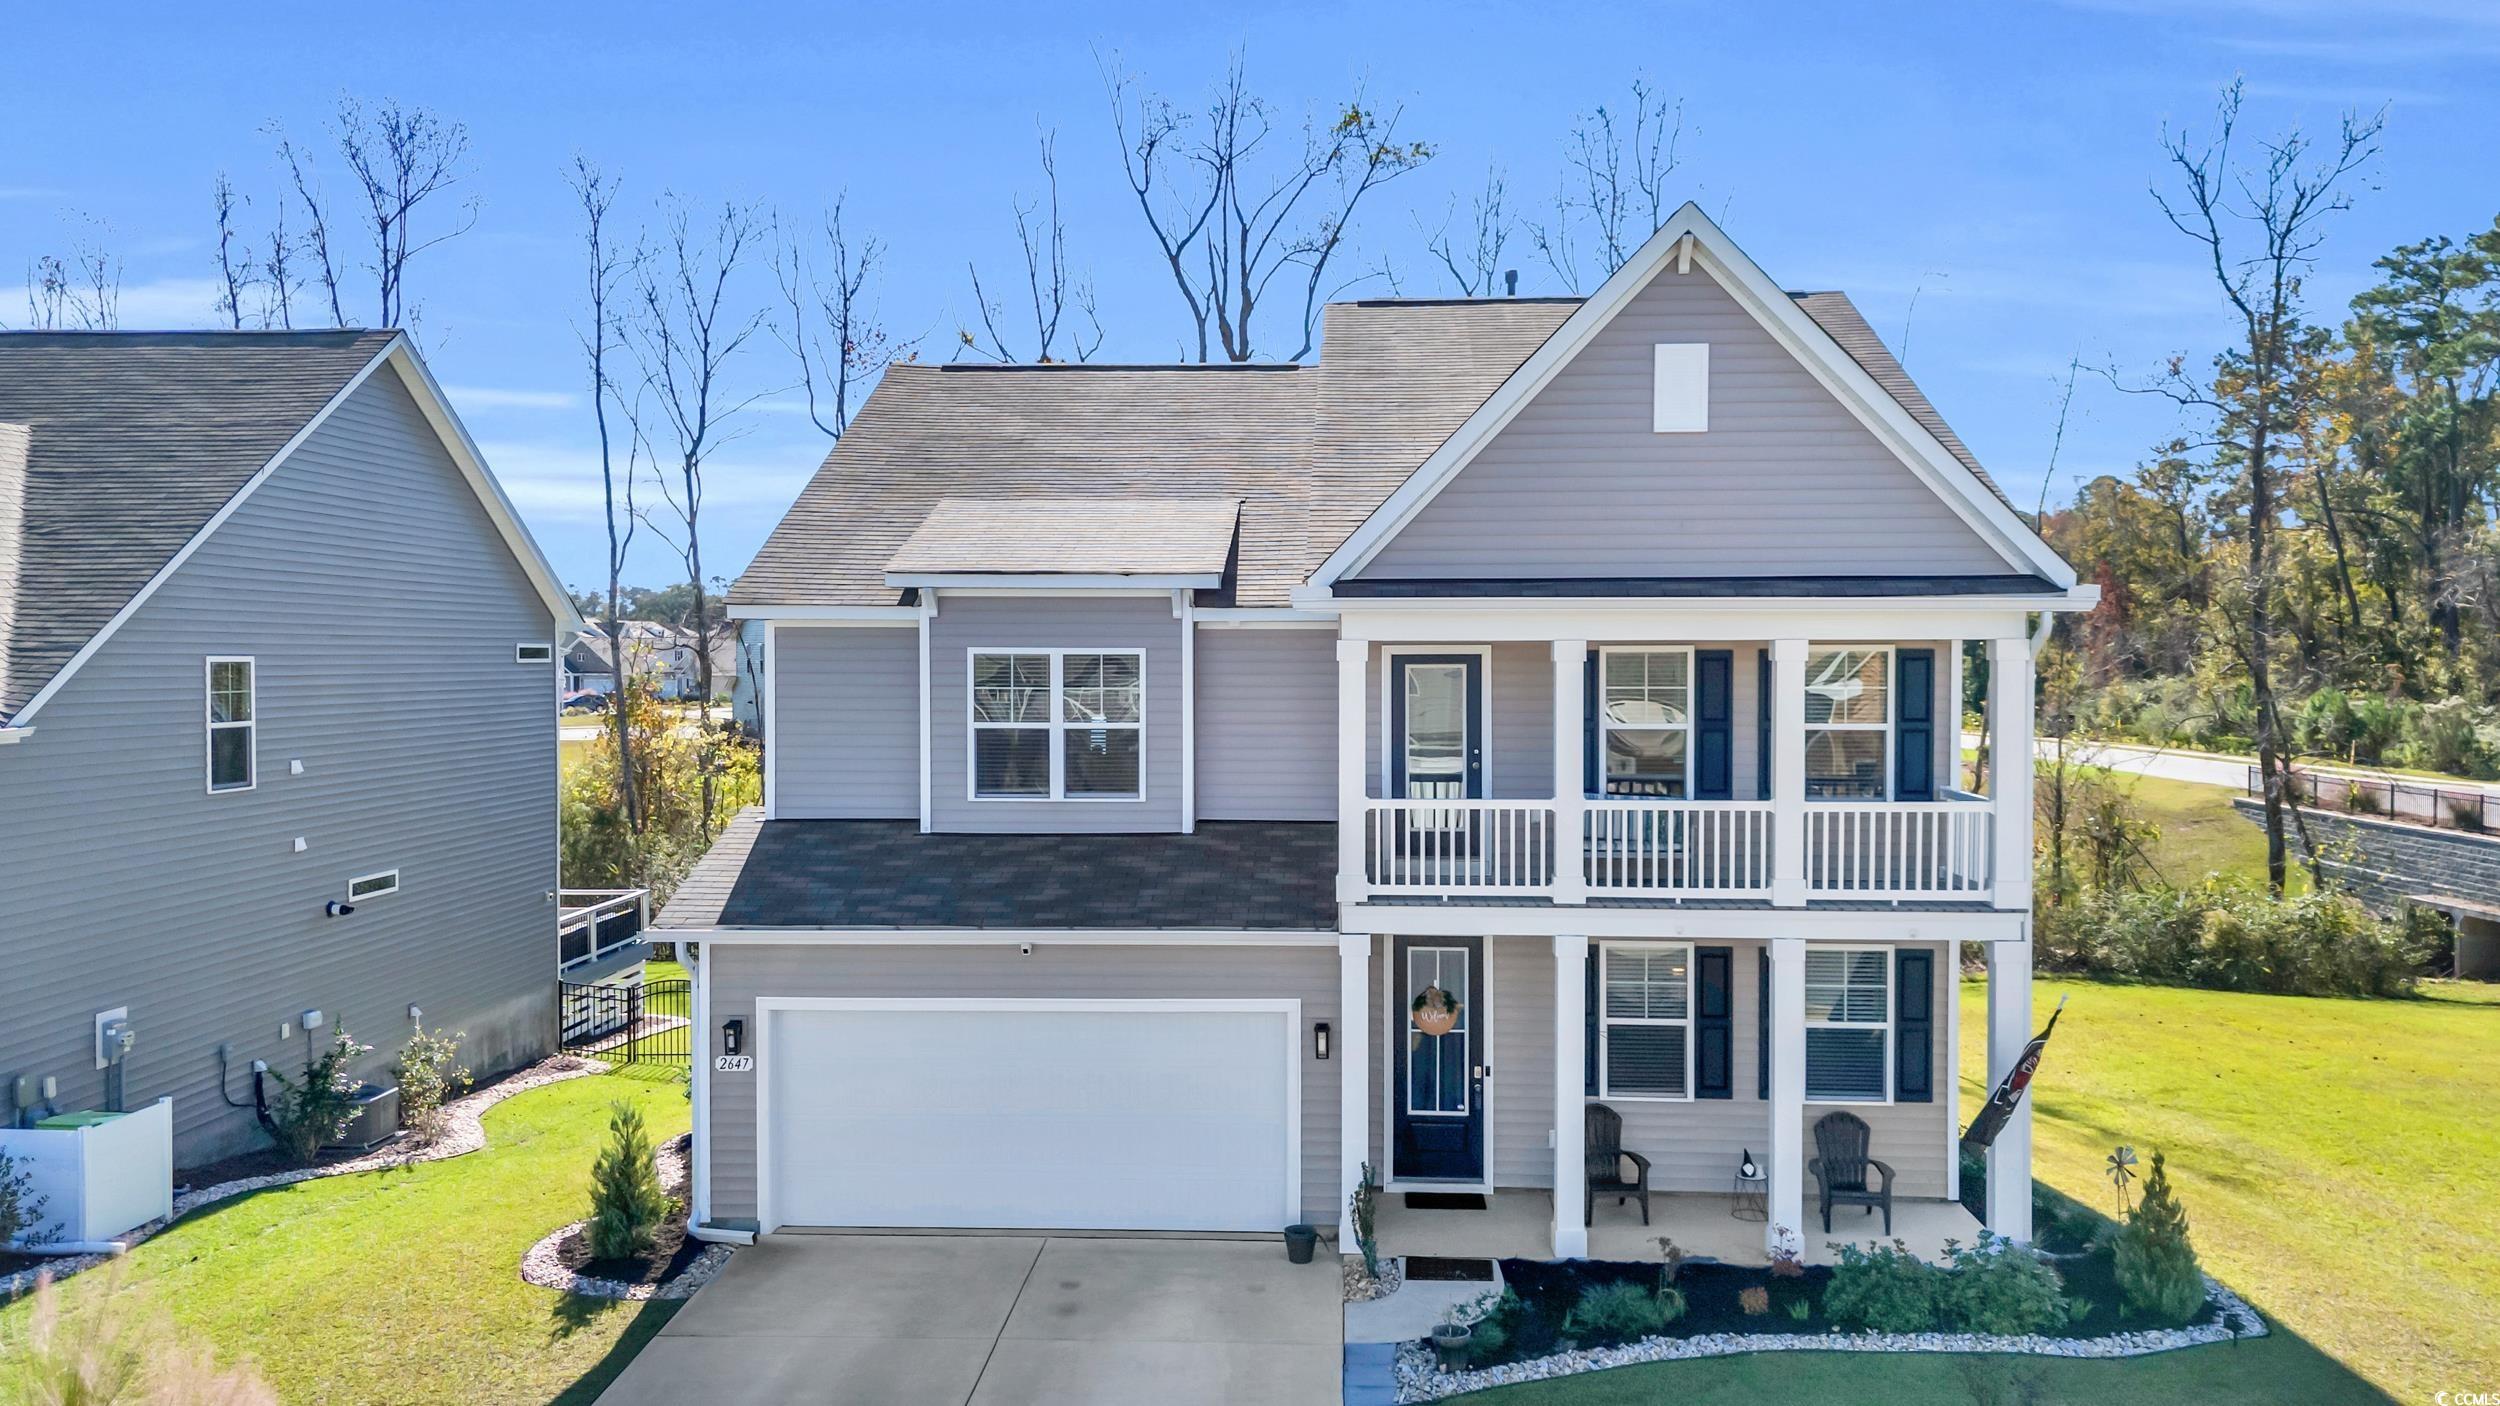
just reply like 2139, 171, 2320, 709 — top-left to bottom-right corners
1, 275, 223, 329
444, 385, 581, 412
478, 439, 818, 526
0, 186, 67, 201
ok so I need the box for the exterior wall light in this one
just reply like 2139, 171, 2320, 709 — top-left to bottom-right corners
1313, 1021, 1331, 1061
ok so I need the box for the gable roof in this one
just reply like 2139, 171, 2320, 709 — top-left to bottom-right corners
886, 496, 1243, 583
0, 330, 579, 726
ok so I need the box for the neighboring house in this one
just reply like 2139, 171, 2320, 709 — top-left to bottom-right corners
659, 206, 2089, 1261
562, 629, 617, 695
0, 330, 579, 1167
563, 621, 732, 701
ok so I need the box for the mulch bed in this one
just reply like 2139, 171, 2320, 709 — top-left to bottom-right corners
546, 1133, 699, 1290
0, 1250, 41, 1279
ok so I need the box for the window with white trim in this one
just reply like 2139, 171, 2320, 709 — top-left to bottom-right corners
1804, 946, 1892, 1102
1600, 648, 1693, 798
1804, 647, 1891, 799
1599, 943, 1693, 1099
970, 650, 1142, 800
348, 870, 401, 901
206, 657, 255, 793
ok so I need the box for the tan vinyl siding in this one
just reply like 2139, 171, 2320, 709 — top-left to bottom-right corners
1363, 643, 1560, 802
0, 371, 558, 1165
771, 625, 917, 819
704, 941, 1342, 1226
1194, 627, 1336, 821
1356, 268, 2013, 581
1487, 938, 1557, 1188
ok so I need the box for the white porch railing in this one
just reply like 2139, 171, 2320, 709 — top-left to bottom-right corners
1804, 800, 1994, 899
558, 888, 651, 971
1362, 799, 1557, 896
1583, 800, 1775, 897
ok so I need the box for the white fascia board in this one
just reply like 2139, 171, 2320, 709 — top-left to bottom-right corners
1306, 202, 2076, 593
1196, 607, 1340, 627
882, 572, 1221, 592
727, 602, 922, 622
1331, 589, 2096, 644
654, 926, 1342, 947
0, 727, 31, 745
1340, 903, 2026, 942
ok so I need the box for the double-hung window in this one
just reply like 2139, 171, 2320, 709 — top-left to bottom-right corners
205, 656, 255, 793
1803, 946, 1892, 1102
1600, 648, 1692, 798
1598, 943, 1693, 1099
1803, 647, 1891, 799
970, 650, 1142, 800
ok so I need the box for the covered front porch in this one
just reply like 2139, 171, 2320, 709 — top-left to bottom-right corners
1376, 1188, 1984, 1267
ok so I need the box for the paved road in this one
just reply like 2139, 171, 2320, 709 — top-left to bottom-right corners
1966, 733, 2500, 797
596, 1234, 1344, 1406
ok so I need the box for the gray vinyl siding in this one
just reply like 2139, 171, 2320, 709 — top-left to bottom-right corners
703, 941, 1341, 1226
1355, 268, 2013, 580
0, 370, 558, 1166
1363, 643, 1557, 801
1194, 627, 1336, 822
771, 625, 917, 819
1487, 938, 1557, 1188
928, 596, 1182, 833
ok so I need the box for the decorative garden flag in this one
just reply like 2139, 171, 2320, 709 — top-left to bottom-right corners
1961, 995, 2067, 1151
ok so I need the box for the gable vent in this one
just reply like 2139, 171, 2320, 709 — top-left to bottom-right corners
1652, 343, 1709, 433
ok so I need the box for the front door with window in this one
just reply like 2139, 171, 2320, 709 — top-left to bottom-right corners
1390, 655, 1483, 801
1392, 936, 1486, 1182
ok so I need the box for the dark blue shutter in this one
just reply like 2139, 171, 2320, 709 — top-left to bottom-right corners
1756, 650, 1773, 801
1584, 948, 1600, 1096
1756, 946, 1771, 1099
1896, 648, 1936, 801
1694, 651, 1733, 800
1895, 948, 1935, 1103
1583, 651, 1601, 797
1695, 945, 1734, 1099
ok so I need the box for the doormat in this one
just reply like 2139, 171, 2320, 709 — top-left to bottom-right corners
1403, 1256, 1497, 1281
1402, 1192, 1488, 1211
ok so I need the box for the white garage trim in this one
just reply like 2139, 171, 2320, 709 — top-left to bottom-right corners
753, 997, 1303, 1235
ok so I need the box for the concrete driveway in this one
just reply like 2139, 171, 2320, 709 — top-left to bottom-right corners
595, 1234, 1345, 1406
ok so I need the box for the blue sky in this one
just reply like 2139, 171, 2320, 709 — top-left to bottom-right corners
6, 0, 2495, 592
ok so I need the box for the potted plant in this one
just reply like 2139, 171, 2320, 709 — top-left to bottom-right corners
1283, 1223, 1317, 1264
1429, 1321, 1472, 1369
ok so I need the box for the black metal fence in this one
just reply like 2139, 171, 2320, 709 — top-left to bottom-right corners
559, 977, 692, 1067
2249, 764, 2493, 833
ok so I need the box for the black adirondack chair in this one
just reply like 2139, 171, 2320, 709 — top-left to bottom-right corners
1807, 1110, 1896, 1234
1584, 1102, 1652, 1227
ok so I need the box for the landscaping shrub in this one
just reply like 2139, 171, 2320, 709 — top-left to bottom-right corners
1349, 1161, 1380, 1279
391, 1026, 470, 1145
1560, 1281, 1677, 1348
1738, 1285, 1770, 1316
1938, 1232, 2067, 1335
1, 1148, 52, 1248
1823, 1239, 1943, 1333
561, 683, 762, 906
2034, 879, 2435, 996
265, 1030, 373, 1165
2113, 1151, 2206, 1323
585, 1099, 673, 1262
1455, 1288, 1519, 1368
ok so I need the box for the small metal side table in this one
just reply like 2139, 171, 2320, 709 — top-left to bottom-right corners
1731, 1171, 1769, 1222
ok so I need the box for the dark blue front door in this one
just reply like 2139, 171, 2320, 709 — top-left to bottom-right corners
1393, 936, 1485, 1182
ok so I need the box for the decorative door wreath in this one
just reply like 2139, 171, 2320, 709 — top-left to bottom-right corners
1411, 983, 1463, 1037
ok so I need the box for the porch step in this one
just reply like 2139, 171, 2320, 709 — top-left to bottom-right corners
1343, 1341, 1399, 1406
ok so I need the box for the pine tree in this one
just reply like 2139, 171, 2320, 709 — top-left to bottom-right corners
2113, 1149, 2205, 1322
585, 1100, 673, 1261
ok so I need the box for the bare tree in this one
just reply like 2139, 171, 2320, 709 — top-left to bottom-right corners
1527, 80, 1683, 293
775, 195, 909, 435
272, 128, 346, 326
961, 131, 1104, 363
1422, 165, 1514, 297
22, 230, 119, 331
213, 175, 255, 329
1104, 54, 1432, 361
570, 157, 643, 835
632, 197, 770, 836
2134, 79, 2382, 896
331, 96, 479, 328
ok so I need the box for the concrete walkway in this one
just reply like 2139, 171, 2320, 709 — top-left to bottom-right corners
594, 1234, 1344, 1406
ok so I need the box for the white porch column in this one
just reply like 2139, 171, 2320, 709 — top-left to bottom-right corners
1338, 933, 1371, 1251
1985, 935, 2036, 1243
1552, 933, 1589, 1258
1769, 639, 1809, 907
1338, 640, 1369, 904
1765, 935, 1806, 1255
1989, 635, 2035, 911
1552, 640, 1589, 904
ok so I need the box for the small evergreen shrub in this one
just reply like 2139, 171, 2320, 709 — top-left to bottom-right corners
1938, 1232, 2067, 1335
1350, 1161, 1381, 1279
2113, 1151, 2206, 1323
1560, 1281, 1675, 1348
391, 1027, 470, 1144
585, 1100, 674, 1262
266, 1030, 372, 1164
1824, 1240, 1943, 1333
1455, 1288, 1522, 1368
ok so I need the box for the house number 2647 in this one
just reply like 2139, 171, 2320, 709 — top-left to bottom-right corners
714, 1054, 754, 1073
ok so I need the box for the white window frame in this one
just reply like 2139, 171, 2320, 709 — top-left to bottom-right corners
966, 647, 1145, 803
1803, 943, 1894, 1106
1803, 644, 1895, 801
1596, 941, 1696, 1102
514, 642, 553, 663
347, 870, 401, 901
1597, 645, 1696, 799
204, 655, 256, 794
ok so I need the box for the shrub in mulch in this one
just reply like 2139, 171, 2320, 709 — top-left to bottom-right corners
553, 1133, 701, 1289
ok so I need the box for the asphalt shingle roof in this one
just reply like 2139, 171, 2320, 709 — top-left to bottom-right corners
0, 329, 397, 718
886, 496, 1243, 578
657, 809, 1340, 930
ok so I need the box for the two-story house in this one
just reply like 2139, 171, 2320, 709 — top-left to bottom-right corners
0, 330, 578, 1167
658, 206, 2089, 1263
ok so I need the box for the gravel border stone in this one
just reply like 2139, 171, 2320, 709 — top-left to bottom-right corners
0, 1054, 611, 1303
1390, 1274, 2269, 1402
1344, 1254, 1407, 1303
518, 1134, 734, 1301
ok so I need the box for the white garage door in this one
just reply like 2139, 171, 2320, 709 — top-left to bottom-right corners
762, 1000, 1300, 1233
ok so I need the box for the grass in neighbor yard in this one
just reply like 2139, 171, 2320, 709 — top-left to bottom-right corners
0, 1069, 691, 1406
2109, 770, 2295, 890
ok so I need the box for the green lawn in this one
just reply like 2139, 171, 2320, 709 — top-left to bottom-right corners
2111, 771, 2294, 890
0, 1070, 691, 1406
